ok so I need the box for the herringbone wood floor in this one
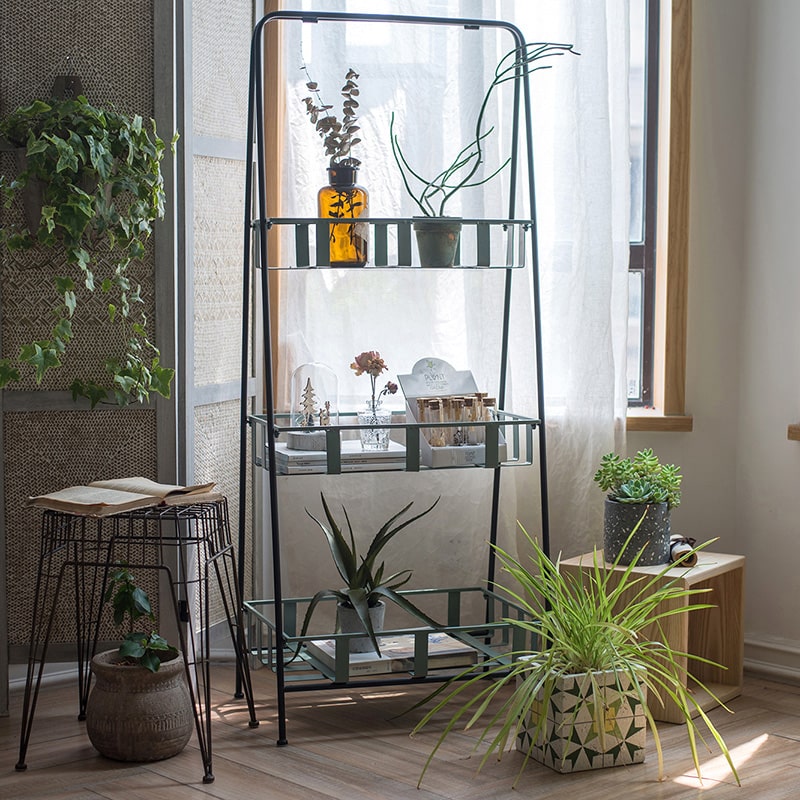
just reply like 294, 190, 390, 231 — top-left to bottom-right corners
1, 665, 799, 799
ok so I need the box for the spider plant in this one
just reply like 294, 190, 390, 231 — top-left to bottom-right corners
411, 525, 740, 788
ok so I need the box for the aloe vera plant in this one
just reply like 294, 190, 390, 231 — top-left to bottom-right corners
411, 526, 739, 788
299, 493, 442, 656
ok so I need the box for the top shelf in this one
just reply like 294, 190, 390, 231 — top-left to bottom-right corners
253, 217, 533, 270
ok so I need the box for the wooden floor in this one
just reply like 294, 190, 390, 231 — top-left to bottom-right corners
1, 665, 799, 799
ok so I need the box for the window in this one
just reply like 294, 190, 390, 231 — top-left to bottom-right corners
627, 0, 693, 431
627, 0, 659, 407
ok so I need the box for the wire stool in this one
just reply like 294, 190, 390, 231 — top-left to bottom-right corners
15, 497, 259, 783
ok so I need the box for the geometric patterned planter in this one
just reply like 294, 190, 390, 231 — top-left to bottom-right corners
517, 669, 647, 773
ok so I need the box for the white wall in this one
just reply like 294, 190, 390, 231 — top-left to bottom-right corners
630, 0, 800, 680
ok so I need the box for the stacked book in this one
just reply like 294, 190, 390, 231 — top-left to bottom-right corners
273, 439, 406, 475
304, 631, 477, 677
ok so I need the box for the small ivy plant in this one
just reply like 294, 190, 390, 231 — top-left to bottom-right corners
104, 565, 177, 673
0, 95, 177, 407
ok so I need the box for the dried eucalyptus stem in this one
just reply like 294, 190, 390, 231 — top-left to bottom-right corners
302, 64, 362, 167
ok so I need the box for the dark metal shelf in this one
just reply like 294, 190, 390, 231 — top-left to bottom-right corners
250, 409, 539, 474
245, 587, 534, 688
253, 217, 532, 269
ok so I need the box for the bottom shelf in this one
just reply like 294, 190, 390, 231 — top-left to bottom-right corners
245, 587, 534, 687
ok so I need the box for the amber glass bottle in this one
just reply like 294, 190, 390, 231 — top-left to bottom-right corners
318, 165, 369, 266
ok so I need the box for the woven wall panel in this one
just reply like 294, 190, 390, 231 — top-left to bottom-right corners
2, 1, 161, 659
193, 156, 247, 385
192, 0, 252, 139
3, 409, 159, 647
0, 1, 158, 391
194, 400, 254, 612
1, 247, 156, 392
0, 1, 154, 117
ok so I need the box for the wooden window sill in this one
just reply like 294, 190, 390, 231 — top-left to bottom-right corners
627, 409, 693, 432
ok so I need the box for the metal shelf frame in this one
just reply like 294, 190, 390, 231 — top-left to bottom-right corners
245, 587, 535, 687
254, 217, 533, 269
238, 9, 551, 746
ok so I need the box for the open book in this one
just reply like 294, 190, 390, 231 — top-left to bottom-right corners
26, 477, 219, 517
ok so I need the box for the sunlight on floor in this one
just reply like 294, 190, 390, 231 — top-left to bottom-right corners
672, 733, 768, 789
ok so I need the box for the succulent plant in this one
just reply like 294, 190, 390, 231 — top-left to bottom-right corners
594, 448, 682, 508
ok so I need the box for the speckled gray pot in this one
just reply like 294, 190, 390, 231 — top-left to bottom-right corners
603, 499, 670, 566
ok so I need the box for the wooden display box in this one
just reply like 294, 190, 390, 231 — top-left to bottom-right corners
559, 551, 745, 724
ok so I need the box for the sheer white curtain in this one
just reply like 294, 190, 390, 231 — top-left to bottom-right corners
267, 0, 628, 605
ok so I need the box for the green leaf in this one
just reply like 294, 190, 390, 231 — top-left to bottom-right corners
70, 379, 108, 408
0, 360, 21, 388
52, 317, 73, 342
149, 362, 175, 398
19, 341, 61, 382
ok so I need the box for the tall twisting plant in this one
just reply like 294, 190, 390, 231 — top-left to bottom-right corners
391, 42, 578, 217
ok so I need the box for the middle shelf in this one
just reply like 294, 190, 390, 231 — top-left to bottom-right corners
250, 410, 540, 474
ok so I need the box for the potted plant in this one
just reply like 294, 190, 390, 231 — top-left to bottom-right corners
85, 566, 194, 762
298, 493, 441, 655
390, 42, 577, 267
0, 94, 176, 406
302, 66, 368, 266
412, 528, 739, 787
594, 447, 682, 565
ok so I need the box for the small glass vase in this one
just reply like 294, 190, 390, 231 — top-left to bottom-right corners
357, 402, 392, 451
318, 165, 369, 266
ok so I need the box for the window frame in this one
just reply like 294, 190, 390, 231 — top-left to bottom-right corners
628, 0, 660, 409
627, 0, 692, 432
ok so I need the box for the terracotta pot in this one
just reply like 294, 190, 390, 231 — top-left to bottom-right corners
85, 649, 194, 762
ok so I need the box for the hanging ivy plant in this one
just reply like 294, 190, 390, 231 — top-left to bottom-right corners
0, 95, 177, 407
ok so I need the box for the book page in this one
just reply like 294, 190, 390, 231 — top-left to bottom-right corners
26, 485, 160, 516
88, 476, 216, 498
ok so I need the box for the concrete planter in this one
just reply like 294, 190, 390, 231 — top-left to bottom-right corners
413, 218, 462, 267
336, 600, 386, 653
86, 649, 194, 762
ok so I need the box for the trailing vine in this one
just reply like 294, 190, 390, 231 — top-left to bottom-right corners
0, 95, 177, 407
